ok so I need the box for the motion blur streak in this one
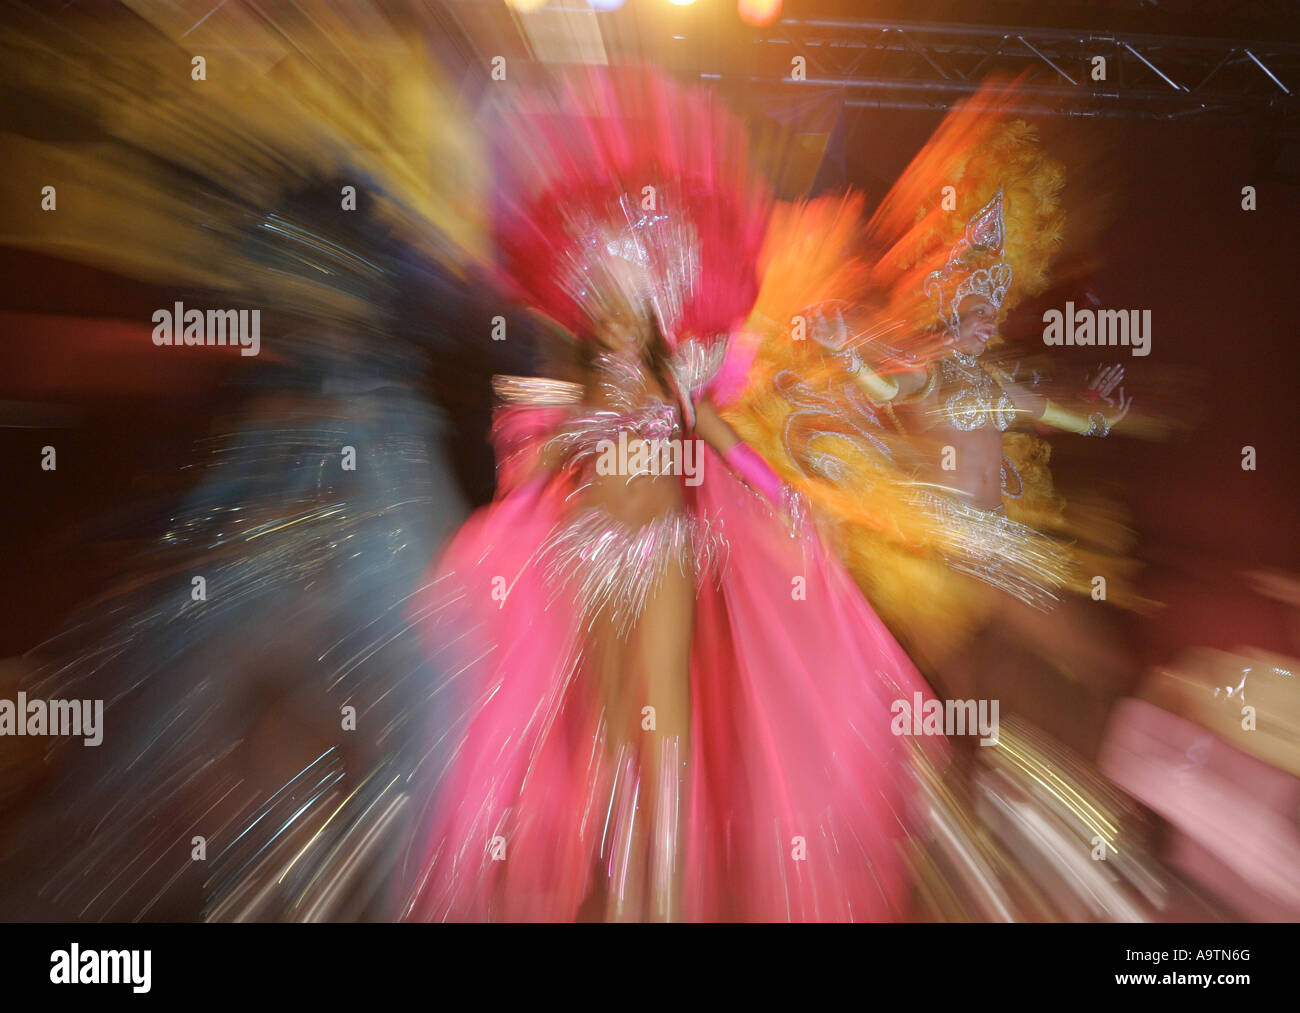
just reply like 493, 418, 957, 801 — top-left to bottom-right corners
0, 1, 1295, 925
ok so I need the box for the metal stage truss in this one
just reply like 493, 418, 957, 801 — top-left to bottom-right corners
704, 18, 1299, 131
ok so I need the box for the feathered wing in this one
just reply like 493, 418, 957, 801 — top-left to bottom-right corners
722, 82, 1141, 657
722, 192, 992, 657
488, 65, 773, 350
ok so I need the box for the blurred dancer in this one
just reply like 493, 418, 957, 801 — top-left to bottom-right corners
721, 92, 1205, 921
0, 7, 518, 920
5, 175, 496, 922
400, 69, 942, 923
808, 206, 1134, 710
729, 105, 1145, 726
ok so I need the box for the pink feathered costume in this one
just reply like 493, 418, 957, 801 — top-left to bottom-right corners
400, 359, 940, 921
399, 66, 942, 922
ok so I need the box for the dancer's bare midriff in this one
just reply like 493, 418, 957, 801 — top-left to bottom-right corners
919, 423, 1005, 511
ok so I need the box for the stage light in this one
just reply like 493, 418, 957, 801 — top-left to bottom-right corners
667, 0, 698, 7
738, 0, 781, 26
505, 0, 548, 12
589, 0, 626, 9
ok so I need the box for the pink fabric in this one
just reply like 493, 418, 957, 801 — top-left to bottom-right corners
404, 433, 942, 921
705, 330, 760, 407
1099, 697, 1300, 917
721, 441, 784, 505
685, 447, 940, 920
489, 404, 568, 495
405, 473, 603, 922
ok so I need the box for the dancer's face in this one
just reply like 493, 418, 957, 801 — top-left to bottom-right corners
595, 305, 648, 356
955, 295, 996, 352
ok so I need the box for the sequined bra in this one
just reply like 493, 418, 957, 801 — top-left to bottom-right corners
542, 350, 682, 471
935, 350, 1017, 432
492, 342, 731, 639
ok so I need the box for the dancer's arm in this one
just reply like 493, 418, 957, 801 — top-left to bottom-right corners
809, 304, 928, 401
995, 365, 1131, 436
842, 353, 930, 402
692, 397, 741, 454
694, 399, 784, 504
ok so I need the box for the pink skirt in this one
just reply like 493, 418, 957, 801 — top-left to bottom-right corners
401, 445, 941, 921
